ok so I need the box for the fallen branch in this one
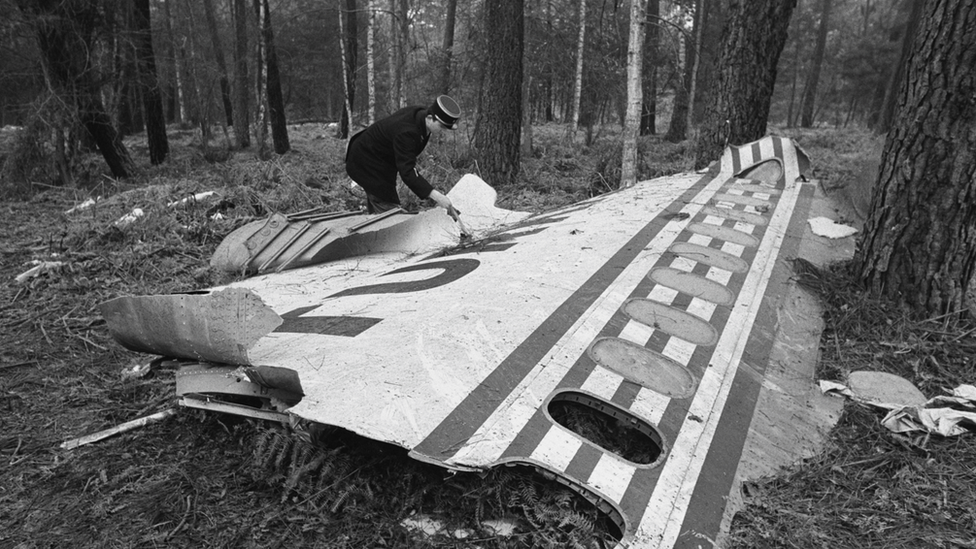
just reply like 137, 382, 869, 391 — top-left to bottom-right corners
60, 408, 178, 450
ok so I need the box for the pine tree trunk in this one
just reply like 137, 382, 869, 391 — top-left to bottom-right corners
854, 0, 976, 315
876, 0, 922, 134
338, 0, 358, 138
25, 0, 134, 179
439, 0, 457, 94
665, 0, 702, 142
639, 0, 658, 136
203, 0, 234, 128
694, 0, 796, 168
257, 0, 289, 154
799, 0, 831, 128
233, 0, 250, 148
134, 0, 169, 165
475, 0, 523, 187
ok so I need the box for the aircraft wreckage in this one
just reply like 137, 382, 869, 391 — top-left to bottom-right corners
100, 136, 822, 548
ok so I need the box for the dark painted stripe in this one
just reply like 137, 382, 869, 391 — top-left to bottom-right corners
413, 169, 718, 461
276, 312, 382, 337
330, 258, 480, 297
673, 182, 814, 548
612, 380, 643, 408
731, 146, 741, 174
751, 141, 762, 168
563, 442, 607, 484
499, 353, 599, 462
772, 137, 785, 187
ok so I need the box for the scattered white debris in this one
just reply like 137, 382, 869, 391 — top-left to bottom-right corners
167, 191, 218, 208
481, 518, 520, 536
15, 260, 64, 284
115, 208, 144, 227
821, 375, 976, 437
121, 360, 154, 379
401, 514, 518, 540
65, 197, 101, 214
210, 212, 225, 221
808, 216, 858, 239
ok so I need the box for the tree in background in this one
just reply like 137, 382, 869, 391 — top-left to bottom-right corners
620, 0, 646, 187
665, 0, 703, 143
475, 0, 523, 187
694, 0, 796, 168
438, 0, 458, 94
873, 0, 922, 134
854, 0, 976, 315
799, 0, 831, 128
133, 0, 169, 165
338, 0, 359, 138
17, 0, 134, 179
639, 0, 659, 136
232, 0, 250, 148
256, 0, 289, 154
569, 0, 586, 141
203, 0, 234, 128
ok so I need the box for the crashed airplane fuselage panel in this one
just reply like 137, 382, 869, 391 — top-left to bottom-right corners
101, 136, 814, 548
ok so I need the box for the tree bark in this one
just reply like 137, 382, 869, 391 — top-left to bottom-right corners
256, 0, 289, 154
439, 0, 457, 94
232, 0, 250, 148
133, 0, 169, 165
621, 0, 646, 187
799, 0, 831, 128
366, 0, 377, 124
23, 0, 134, 178
203, 0, 234, 128
694, 0, 797, 168
639, 0, 658, 136
338, 0, 358, 138
665, 0, 702, 143
569, 0, 586, 141
475, 0, 523, 187
875, 0, 922, 134
854, 0, 976, 315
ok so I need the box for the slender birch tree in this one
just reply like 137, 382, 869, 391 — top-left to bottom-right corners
366, 0, 377, 124
620, 0, 646, 187
570, 0, 586, 141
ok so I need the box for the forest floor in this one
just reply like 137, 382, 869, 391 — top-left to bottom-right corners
1, 123, 975, 548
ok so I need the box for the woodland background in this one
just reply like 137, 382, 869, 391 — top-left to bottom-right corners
1, 0, 915, 187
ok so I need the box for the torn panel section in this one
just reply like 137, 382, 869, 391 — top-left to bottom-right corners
99, 287, 282, 365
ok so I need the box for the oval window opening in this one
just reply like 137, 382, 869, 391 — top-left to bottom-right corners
547, 391, 664, 466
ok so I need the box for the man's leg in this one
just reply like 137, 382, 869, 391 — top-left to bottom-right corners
365, 192, 401, 214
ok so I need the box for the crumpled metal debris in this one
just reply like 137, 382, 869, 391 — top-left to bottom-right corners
821, 374, 976, 437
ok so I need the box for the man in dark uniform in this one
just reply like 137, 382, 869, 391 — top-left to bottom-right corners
345, 95, 461, 214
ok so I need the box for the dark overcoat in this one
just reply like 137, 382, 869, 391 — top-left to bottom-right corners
345, 106, 433, 204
